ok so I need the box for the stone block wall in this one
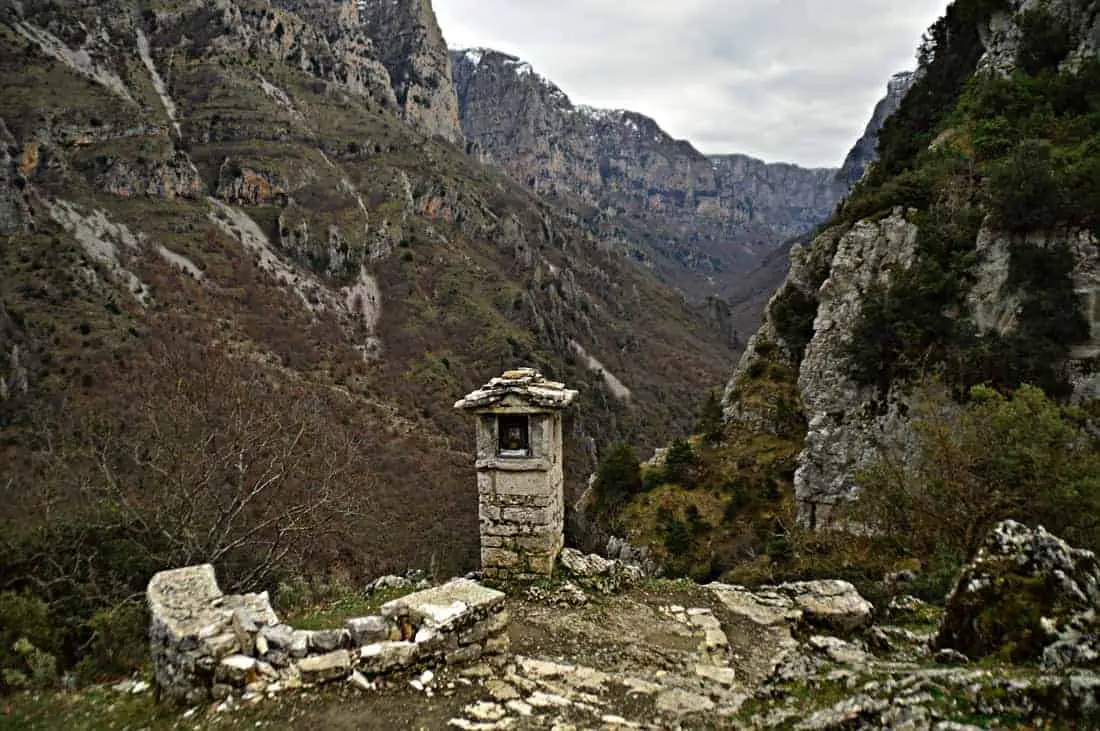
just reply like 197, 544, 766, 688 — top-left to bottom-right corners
475, 412, 565, 580
148, 565, 509, 705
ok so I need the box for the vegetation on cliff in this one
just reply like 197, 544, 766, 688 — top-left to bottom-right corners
600, 0, 1100, 598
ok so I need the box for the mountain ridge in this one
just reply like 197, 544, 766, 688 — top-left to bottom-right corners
450, 45, 848, 307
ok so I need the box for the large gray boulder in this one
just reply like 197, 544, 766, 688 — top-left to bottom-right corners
936, 521, 1100, 668
558, 548, 643, 594
709, 579, 874, 634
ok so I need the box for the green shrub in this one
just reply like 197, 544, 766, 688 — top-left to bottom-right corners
75, 601, 149, 683
986, 141, 1065, 232
1016, 7, 1074, 76
660, 439, 697, 487
853, 383, 1100, 560
694, 391, 725, 444
770, 284, 818, 364
0, 592, 60, 692
591, 443, 643, 528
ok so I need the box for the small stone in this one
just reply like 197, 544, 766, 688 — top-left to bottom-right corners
506, 700, 533, 716
419, 670, 435, 686
460, 664, 494, 679
484, 634, 510, 655
485, 679, 520, 701
446, 643, 484, 665
527, 691, 572, 708
258, 624, 295, 651
289, 631, 310, 658
656, 688, 716, 715
216, 655, 256, 685
297, 650, 352, 684
601, 716, 641, 728
309, 629, 350, 653
254, 634, 269, 656
694, 664, 737, 687
244, 680, 267, 695
359, 641, 419, 674
349, 670, 374, 692
346, 616, 390, 645
465, 701, 507, 722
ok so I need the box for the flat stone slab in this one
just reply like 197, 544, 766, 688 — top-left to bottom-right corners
383, 578, 505, 628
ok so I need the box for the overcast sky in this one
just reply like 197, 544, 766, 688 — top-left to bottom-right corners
434, 1, 948, 168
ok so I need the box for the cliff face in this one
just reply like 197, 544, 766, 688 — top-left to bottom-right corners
0, 0, 735, 584
835, 71, 919, 186
362, 0, 464, 143
451, 48, 847, 304
725, 0, 1100, 527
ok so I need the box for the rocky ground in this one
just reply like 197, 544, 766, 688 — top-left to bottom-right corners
4, 588, 1093, 728
7, 524, 1100, 729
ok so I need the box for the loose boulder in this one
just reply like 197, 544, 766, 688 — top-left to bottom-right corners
558, 548, 643, 594
709, 580, 873, 634
936, 520, 1100, 668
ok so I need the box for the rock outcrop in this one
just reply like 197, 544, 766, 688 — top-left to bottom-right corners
936, 521, 1100, 669
835, 71, 919, 186
724, 0, 1100, 524
725, 211, 922, 525
978, 0, 1100, 74
451, 47, 846, 303
710, 579, 874, 634
364, 0, 463, 143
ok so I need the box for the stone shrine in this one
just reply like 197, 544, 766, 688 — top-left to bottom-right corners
455, 368, 577, 580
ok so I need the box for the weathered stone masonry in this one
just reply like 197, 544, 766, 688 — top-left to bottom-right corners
148, 565, 508, 704
455, 369, 577, 581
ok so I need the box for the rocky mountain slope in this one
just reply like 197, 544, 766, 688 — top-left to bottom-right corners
451, 48, 847, 305
725, 0, 1100, 528
0, 0, 739, 656
835, 71, 920, 187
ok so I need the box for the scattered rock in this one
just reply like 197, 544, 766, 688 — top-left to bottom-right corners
297, 650, 352, 684
808, 635, 871, 665
936, 521, 1100, 668
346, 616, 390, 645
656, 688, 716, 715
367, 575, 413, 593
694, 664, 737, 687
710, 580, 873, 633
559, 548, 643, 594
359, 641, 419, 674
348, 670, 373, 692
934, 648, 970, 665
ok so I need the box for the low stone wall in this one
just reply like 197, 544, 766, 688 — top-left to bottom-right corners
147, 565, 509, 705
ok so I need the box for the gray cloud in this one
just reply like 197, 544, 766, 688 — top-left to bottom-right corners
433, 0, 948, 167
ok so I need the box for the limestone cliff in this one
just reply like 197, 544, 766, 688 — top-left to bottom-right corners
835, 71, 919, 186
362, 0, 464, 143
725, 0, 1100, 527
451, 48, 846, 303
